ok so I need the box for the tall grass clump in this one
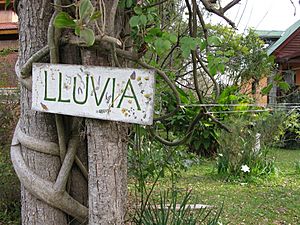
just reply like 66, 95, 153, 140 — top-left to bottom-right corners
216, 112, 284, 181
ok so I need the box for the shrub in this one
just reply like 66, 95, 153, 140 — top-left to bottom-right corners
0, 93, 20, 224
128, 125, 198, 183
216, 114, 281, 181
157, 88, 220, 157
277, 110, 300, 149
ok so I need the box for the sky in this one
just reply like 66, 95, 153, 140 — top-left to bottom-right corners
212, 0, 300, 33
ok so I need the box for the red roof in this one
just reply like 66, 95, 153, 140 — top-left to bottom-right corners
273, 28, 300, 62
0, 22, 18, 30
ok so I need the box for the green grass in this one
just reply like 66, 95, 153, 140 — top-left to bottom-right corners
149, 148, 300, 225
2, 148, 299, 224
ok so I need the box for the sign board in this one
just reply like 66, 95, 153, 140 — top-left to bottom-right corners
32, 63, 155, 125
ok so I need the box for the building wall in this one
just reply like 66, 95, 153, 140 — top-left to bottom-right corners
241, 77, 268, 105
0, 7, 19, 88
296, 70, 300, 86
0, 39, 18, 50
0, 10, 18, 23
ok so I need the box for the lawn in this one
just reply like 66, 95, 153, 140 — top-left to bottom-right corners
148, 148, 300, 225
1, 148, 299, 224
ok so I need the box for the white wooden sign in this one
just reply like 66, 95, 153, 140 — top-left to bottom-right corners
32, 63, 155, 125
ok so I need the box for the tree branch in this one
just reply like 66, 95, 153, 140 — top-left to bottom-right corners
15, 59, 32, 90
11, 123, 88, 222
16, 121, 88, 180
195, 52, 220, 99
199, 0, 236, 28
222, 0, 242, 13
136, 60, 182, 121
17, 126, 60, 156
148, 109, 203, 146
62, 33, 122, 47
20, 45, 50, 79
53, 135, 80, 193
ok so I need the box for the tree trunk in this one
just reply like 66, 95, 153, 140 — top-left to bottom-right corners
87, 119, 128, 225
81, 46, 128, 225
15, 0, 129, 224
82, 1, 130, 223
60, 44, 89, 225
17, 0, 67, 224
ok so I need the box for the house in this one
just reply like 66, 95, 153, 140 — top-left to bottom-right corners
0, 0, 18, 88
255, 30, 283, 47
245, 21, 300, 105
267, 20, 300, 104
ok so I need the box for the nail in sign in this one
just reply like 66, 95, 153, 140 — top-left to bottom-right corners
32, 63, 155, 125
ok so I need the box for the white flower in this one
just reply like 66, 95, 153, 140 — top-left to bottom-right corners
218, 153, 223, 157
241, 164, 250, 173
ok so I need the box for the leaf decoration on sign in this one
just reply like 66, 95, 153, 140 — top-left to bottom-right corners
130, 71, 136, 80
40, 103, 49, 111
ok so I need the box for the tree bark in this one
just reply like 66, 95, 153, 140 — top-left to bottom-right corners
17, 0, 67, 224
15, 0, 129, 224
81, 46, 128, 225
83, 1, 130, 223
87, 119, 128, 225
60, 44, 88, 225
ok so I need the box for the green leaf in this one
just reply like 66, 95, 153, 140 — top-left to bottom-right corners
90, 11, 101, 21
197, 38, 206, 51
261, 83, 273, 95
177, 87, 189, 104
161, 40, 171, 51
278, 81, 290, 91
139, 15, 147, 26
75, 26, 81, 36
118, 0, 126, 9
80, 0, 94, 21
134, 6, 143, 15
5, 0, 10, 10
154, 39, 171, 55
218, 63, 225, 74
208, 63, 217, 76
208, 36, 222, 46
126, 0, 133, 8
129, 16, 140, 27
225, 49, 235, 57
180, 36, 197, 51
181, 48, 190, 58
188, 39, 197, 50
147, 14, 154, 22
168, 34, 177, 43
148, 27, 162, 36
144, 34, 155, 43
54, 12, 76, 29
274, 73, 282, 82
180, 37, 194, 58
80, 28, 95, 46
